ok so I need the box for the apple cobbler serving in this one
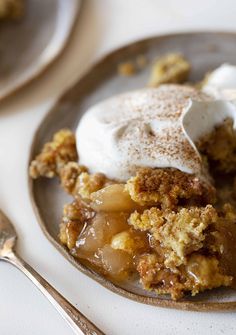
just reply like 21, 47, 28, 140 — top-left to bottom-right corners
30, 55, 236, 301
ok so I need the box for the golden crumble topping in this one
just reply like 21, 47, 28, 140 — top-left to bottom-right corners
29, 129, 77, 179
153, 206, 215, 268
59, 162, 107, 200
126, 168, 216, 209
184, 254, 232, 296
129, 207, 164, 231
59, 162, 88, 195
137, 252, 232, 300
198, 119, 236, 173
133, 204, 236, 299
117, 61, 136, 76
148, 53, 190, 87
117, 55, 148, 77
130, 205, 217, 269
137, 253, 186, 300
76, 172, 106, 200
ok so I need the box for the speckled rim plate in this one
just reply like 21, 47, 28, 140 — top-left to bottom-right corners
29, 32, 236, 311
0, 0, 81, 101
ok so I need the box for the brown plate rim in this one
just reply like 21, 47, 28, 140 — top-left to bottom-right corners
28, 31, 236, 312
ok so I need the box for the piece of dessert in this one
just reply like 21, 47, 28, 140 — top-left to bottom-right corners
30, 68, 236, 300
117, 61, 137, 77
0, 0, 24, 20
117, 55, 148, 76
30, 129, 78, 179
148, 53, 190, 87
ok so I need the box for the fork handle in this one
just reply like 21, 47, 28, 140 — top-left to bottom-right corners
4, 252, 104, 335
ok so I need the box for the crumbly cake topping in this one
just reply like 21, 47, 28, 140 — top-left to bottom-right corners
148, 53, 190, 87
130, 205, 218, 268
30, 129, 77, 179
126, 167, 216, 209
131, 204, 236, 299
198, 118, 236, 173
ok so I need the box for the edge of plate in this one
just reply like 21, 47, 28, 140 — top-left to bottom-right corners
28, 31, 236, 311
0, 0, 82, 102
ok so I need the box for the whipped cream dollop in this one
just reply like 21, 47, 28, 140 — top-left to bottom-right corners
202, 63, 236, 100
76, 84, 236, 181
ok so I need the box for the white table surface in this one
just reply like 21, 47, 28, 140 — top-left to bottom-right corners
1, 1, 236, 334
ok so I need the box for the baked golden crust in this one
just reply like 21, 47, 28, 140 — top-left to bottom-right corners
126, 168, 216, 209
59, 161, 107, 200
76, 172, 106, 200
29, 129, 78, 179
184, 254, 232, 296
148, 53, 190, 87
117, 55, 148, 77
198, 119, 236, 173
137, 253, 186, 300
137, 252, 232, 300
118, 61, 137, 76
131, 204, 236, 299
130, 205, 217, 268
59, 162, 87, 194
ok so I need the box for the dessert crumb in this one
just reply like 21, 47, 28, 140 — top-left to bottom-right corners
136, 55, 148, 69
118, 61, 136, 76
148, 53, 190, 87
118, 55, 148, 77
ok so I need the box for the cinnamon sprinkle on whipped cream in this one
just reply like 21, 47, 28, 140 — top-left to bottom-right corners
76, 84, 236, 182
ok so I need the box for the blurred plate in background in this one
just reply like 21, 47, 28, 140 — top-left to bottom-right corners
0, 0, 81, 100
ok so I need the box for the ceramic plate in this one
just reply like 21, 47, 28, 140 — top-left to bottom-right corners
29, 32, 236, 311
0, 0, 80, 100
